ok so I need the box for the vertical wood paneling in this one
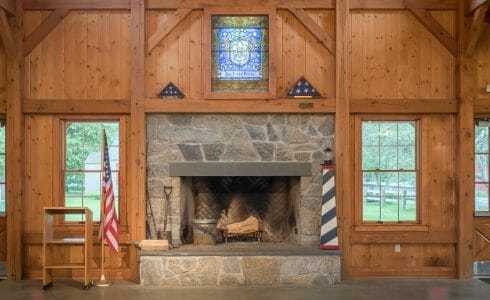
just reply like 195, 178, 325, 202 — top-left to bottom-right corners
350, 11, 455, 100
350, 115, 457, 277
477, 24, 490, 99
0, 43, 6, 111
145, 9, 335, 99
24, 10, 131, 100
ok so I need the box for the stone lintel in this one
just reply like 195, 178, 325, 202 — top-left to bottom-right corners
169, 162, 312, 177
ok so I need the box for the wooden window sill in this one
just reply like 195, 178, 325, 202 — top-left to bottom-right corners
474, 211, 490, 217
354, 224, 429, 232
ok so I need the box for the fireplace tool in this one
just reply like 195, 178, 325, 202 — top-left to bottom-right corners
146, 192, 158, 239
162, 185, 173, 243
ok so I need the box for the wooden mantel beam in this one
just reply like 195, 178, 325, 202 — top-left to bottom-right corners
23, 8, 71, 56
147, 9, 192, 54
466, 3, 489, 55
288, 8, 335, 55
0, 9, 14, 56
0, 0, 16, 15
466, 0, 490, 15
407, 7, 458, 56
22, 0, 130, 10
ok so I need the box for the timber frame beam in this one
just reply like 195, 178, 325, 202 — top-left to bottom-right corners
466, 0, 490, 15
23, 8, 70, 56
0, 0, 15, 15
287, 8, 335, 55
22, 0, 130, 10
465, 2, 489, 55
406, 5, 458, 56
0, 8, 14, 56
147, 8, 192, 54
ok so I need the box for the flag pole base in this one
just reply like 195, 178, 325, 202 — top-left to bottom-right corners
94, 274, 112, 287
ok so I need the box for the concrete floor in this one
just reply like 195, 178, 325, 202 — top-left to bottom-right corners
1, 279, 490, 300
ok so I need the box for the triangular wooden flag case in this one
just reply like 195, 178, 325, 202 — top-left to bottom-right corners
159, 82, 185, 99
285, 77, 322, 98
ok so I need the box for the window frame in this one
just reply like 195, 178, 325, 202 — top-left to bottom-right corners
474, 117, 490, 216
202, 8, 277, 100
55, 115, 128, 232
354, 115, 428, 231
0, 118, 5, 217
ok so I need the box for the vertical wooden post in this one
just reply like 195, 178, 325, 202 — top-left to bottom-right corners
6, 0, 24, 280
335, 0, 351, 278
456, 0, 476, 279
129, 0, 146, 281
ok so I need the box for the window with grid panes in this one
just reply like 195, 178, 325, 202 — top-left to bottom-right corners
361, 121, 418, 222
63, 121, 119, 222
475, 124, 490, 212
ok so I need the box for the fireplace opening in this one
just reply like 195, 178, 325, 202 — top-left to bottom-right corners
180, 176, 300, 244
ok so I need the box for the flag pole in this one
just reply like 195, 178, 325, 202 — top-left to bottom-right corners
95, 129, 111, 287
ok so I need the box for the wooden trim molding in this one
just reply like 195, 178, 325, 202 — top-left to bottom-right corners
147, 0, 456, 10
23, 99, 131, 114
350, 99, 458, 113
23, 8, 71, 57
287, 8, 335, 55
407, 6, 458, 56
147, 9, 192, 54
0, 0, 15, 15
145, 98, 335, 113
351, 0, 457, 10
23, 0, 131, 10
0, 9, 14, 56
466, 3, 489, 55
351, 231, 457, 244
147, 0, 335, 9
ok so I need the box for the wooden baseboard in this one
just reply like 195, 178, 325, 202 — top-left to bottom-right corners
348, 266, 456, 278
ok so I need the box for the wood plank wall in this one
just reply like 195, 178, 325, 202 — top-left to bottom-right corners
23, 11, 131, 100
0, 43, 6, 113
350, 11, 455, 100
145, 9, 335, 99
6, 3, 488, 280
476, 22, 490, 101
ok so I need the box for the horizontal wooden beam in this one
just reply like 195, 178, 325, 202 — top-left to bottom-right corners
351, 0, 457, 10
147, 8, 192, 54
350, 232, 457, 244
147, 0, 335, 9
23, 8, 71, 57
349, 98, 458, 113
22, 0, 130, 10
350, 267, 456, 278
466, 2, 489, 55
407, 7, 458, 56
0, 0, 16, 15
466, 0, 489, 15
145, 99, 335, 113
474, 98, 490, 113
288, 8, 335, 55
23, 232, 131, 245
0, 9, 14, 56
23, 99, 131, 114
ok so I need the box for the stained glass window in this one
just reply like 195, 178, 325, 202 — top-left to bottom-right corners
211, 15, 269, 93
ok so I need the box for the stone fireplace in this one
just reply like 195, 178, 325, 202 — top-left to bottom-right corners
146, 114, 334, 246
142, 114, 340, 286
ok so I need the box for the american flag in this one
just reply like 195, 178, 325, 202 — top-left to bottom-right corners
99, 130, 119, 254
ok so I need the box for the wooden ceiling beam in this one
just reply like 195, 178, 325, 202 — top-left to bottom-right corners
147, 8, 192, 54
288, 8, 335, 55
407, 7, 458, 56
0, 9, 14, 56
351, 0, 457, 10
466, 3, 489, 55
23, 99, 131, 114
465, 0, 489, 15
0, 0, 16, 15
147, 0, 334, 9
22, 0, 130, 10
23, 8, 70, 56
